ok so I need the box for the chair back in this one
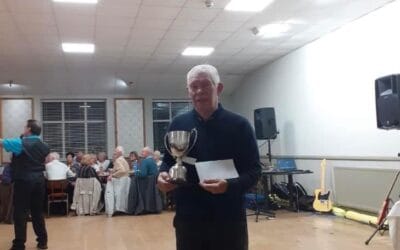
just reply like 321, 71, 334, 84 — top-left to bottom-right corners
47, 179, 69, 216
47, 179, 68, 195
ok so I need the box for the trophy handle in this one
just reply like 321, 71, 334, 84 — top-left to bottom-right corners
164, 132, 173, 157
186, 128, 198, 153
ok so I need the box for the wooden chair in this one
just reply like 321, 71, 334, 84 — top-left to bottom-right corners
47, 179, 69, 216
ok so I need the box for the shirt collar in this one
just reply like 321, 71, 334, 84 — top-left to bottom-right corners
22, 135, 41, 139
192, 103, 223, 122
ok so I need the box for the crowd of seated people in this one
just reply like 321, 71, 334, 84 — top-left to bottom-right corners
0, 145, 165, 217
0, 146, 166, 218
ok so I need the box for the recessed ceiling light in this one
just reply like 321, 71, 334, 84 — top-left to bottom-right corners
53, 0, 98, 4
182, 47, 214, 56
62, 43, 95, 53
257, 23, 291, 38
225, 0, 274, 12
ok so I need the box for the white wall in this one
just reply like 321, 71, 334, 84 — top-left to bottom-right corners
232, 1, 400, 158
230, 1, 400, 202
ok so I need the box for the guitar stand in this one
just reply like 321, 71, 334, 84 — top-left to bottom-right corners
365, 170, 400, 245
365, 219, 389, 245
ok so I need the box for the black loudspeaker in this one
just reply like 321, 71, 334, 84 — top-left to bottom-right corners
254, 107, 277, 139
376, 74, 400, 129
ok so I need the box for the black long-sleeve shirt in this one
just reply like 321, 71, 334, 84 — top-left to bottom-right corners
160, 104, 261, 222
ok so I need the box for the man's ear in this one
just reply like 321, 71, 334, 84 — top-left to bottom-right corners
217, 82, 224, 96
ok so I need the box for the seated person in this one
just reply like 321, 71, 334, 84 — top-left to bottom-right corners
153, 150, 163, 169
66, 152, 75, 168
71, 155, 103, 215
45, 152, 75, 180
70, 151, 83, 175
0, 163, 13, 223
129, 151, 140, 171
108, 146, 130, 181
78, 154, 102, 184
135, 147, 158, 178
89, 154, 99, 172
97, 152, 111, 172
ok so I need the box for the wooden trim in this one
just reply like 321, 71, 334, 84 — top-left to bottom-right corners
114, 98, 145, 151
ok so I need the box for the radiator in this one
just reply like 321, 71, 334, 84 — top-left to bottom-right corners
333, 167, 400, 213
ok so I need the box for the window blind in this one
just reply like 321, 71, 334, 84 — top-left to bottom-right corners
152, 100, 192, 153
42, 100, 107, 158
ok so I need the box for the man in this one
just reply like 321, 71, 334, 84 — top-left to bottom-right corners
0, 119, 50, 250
108, 146, 129, 181
45, 152, 75, 180
97, 152, 111, 172
153, 150, 163, 169
136, 147, 158, 178
157, 64, 261, 250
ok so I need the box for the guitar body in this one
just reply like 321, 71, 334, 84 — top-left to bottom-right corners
313, 189, 333, 212
313, 159, 333, 212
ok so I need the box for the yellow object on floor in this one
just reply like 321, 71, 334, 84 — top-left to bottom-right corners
332, 206, 346, 217
345, 210, 378, 225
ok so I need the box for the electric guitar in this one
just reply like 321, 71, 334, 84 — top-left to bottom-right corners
313, 159, 333, 212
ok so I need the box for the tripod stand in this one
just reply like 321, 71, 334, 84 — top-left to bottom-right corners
365, 170, 400, 245
247, 139, 276, 222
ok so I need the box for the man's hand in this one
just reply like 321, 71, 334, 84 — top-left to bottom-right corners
157, 172, 177, 193
200, 179, 228, 194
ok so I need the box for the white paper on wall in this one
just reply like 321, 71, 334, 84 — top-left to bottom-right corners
1, 99, 33, 162
115, 99, 144, 155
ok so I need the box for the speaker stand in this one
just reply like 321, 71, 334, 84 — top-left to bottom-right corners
267, 139, 272, 164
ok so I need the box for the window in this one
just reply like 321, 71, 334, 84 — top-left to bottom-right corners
152, 101, 192, 153
42, 100, 107, 158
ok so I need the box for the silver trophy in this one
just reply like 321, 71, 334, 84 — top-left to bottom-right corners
164, 128, 197, 184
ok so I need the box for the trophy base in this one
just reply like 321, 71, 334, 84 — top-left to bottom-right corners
168, 178, 187, 185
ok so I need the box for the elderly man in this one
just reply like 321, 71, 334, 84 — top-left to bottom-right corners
158, 65, 261, 250
108, 146, 129, 181
45, 152, 75, 181
135, 147, 158, 178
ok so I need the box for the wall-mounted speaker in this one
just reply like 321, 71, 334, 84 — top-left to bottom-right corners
254, 107, 277, 139
376, 74, 400, 129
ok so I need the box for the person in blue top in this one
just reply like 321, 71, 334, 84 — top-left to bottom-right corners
157, 64, 261, 250
135, 147, 158, 178
0, 119, 50, 250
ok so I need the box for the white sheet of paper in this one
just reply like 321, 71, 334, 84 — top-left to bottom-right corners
195, 159, 239, 182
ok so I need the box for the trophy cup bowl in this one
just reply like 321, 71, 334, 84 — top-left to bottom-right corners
164, 129, 197, 184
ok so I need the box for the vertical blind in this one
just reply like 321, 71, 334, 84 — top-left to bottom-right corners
42, 100, 107, 158
152, 101, 192, 153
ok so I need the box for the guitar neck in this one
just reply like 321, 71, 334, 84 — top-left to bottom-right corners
320, 159, 326, 192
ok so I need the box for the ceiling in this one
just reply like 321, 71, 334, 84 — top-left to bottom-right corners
0, 0, 395, 96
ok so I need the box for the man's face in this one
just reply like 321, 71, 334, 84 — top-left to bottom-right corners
23, 125, 31, 136
187, 74, 222, 112
141, 149, 148, 158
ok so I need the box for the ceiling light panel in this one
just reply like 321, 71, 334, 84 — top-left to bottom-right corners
225, 0, 274, 12
62, 43, 95, 53
182, 47, 214, 56
53, 0, 98, 4
258, 23, 291, 38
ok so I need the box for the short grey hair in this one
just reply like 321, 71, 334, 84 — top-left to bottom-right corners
115, 146, 124, 156
143, 146, 153, 154
187, 64, 220, 86
50, 152, 60, 161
